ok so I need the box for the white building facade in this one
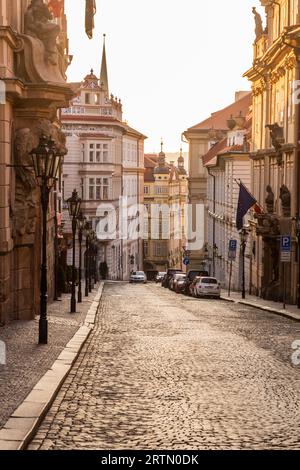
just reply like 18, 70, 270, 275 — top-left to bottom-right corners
61, 39, 146, 280
204, 120, 252, 292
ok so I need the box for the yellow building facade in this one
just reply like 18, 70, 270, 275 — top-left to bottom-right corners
143, 147, 188, 279
245, 0, 300, 303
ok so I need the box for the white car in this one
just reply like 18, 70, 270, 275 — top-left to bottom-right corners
194, 277, 221, 298
130, 271, 147, 284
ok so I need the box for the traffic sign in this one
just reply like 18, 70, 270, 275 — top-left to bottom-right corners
228, 239, 237, 261
183, 257, 190, 266
281, 235, 291, 263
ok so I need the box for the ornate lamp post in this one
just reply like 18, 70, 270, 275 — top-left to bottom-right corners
84, 220, 92, 297
239, 228, 249, 300
90, 230, 96, 290
77, 211, 86, 303
67, 189, 81, 313
30, 135, 64, 344
295, 214, 300, 309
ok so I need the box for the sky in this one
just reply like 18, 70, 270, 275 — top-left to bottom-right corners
65, 0, 263, 153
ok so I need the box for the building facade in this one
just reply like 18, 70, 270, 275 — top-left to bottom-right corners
244, 0, 300, 303
61, 38, 146, 281
0, 0, 72, 323
203, 109, 252, 291
183, 92, 251, 271
143, 146, 188, 279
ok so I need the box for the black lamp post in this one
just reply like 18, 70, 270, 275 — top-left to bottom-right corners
84, 220, 92, 297
295, 214, 300, 308
30, 135, 64, 344
77, 211, 86, 303
90, 230, 96, 290
239, 228, 249, 300
67, 189, 81, 313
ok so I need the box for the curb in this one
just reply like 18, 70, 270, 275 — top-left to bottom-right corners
0, 283, 104, 451
221, 295, 300, 323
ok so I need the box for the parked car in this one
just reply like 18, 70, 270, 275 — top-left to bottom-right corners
183, 270, 209, 295
194, 277, 221, 299
173, 274, 187, 293
155, 272, 167, 283
170, 273, 186, 291
129, 271, 147, 284
162, 269, 182, 288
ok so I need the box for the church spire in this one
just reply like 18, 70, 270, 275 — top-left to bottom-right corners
100, 34, 109, 96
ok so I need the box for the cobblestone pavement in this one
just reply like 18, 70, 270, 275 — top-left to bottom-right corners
28, 282, 300, 450
0, 288, 99, 429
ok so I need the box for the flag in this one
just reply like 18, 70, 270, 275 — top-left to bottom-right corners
236, 181, 258, 231
85, 0, 97, 39
48, 0, 64, 18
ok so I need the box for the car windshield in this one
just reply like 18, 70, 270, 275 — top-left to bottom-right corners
201, 278, 218, 284
136, 272, 144, 275
176, 274, 186, 280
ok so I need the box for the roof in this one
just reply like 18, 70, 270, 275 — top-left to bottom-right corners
144, 154, 159, 182
187, 92, 252, 132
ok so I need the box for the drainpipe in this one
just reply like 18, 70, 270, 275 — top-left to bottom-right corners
207, 167, 216, 277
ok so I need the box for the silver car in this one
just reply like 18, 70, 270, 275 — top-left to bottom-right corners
130, 271, 147, 284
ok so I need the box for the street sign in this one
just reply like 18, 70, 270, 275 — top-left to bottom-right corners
281, 235, 291, 263
183, 257, 190, 266
228, 239, 237, 261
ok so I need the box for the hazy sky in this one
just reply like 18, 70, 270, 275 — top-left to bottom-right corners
65, 0, 263, 153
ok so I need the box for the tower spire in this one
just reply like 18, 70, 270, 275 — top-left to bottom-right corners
100, 34, 109, 96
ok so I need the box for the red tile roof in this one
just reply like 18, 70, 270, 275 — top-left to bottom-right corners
188, 92, 252, 131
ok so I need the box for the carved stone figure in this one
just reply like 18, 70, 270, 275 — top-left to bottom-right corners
252, 7, 264, 40
13, 120, 67, 240
279, 185, 291, 217
265, 123, 285, 165
25, 0, 60, 65
265, 185, 274, 214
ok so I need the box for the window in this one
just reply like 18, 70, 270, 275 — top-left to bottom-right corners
144, 186, 150, 194
88, 177, 110, 200
95, 94, 100, 105
85, 93, 90, 104
87, 142, 110, 163
154, 242, 167, 257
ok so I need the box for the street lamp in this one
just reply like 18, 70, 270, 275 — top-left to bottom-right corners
30, 135, 64, 344
77, 211, 86, 303
84, 220, 92, 297
67, 189, 81, 313
294, 214, 300, 308
239, 228, 249, 300
90, 230, 96, 290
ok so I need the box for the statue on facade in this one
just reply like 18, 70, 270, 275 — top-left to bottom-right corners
25, 0, 60, 65
279, 185, 291, 217
265, 185, 274, 214
252, 7, 264, 41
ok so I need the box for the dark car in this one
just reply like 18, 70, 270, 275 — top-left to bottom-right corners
183, 269, 209, 295
162, 269, 182, 288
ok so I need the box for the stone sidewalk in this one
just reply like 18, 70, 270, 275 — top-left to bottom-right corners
221, 291, 300, 322
0, 285, 101, 431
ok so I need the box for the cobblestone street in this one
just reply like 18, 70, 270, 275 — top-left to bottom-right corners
28, 282, 300, 450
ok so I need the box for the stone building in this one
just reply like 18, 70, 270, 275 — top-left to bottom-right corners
202, 107, 252, 291
0, 0, 72, 323
61, 37, 146, 281
182, 92, 251, 270
244, 0, 300, 303
143, 145, 188, 279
